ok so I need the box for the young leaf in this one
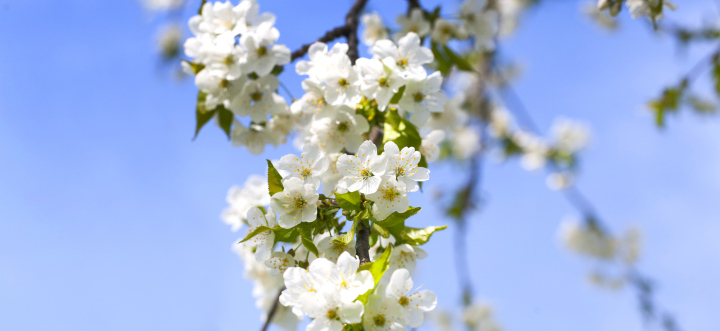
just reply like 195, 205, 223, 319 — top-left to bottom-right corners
358, 244, 393, 288
298, 223, 319, 256
398, 225, 448, 245
443, 45, 476, 72
238, 226, 271, 243
383, 110, 422, 151
194, 91, 217, 139
217, 106, 234, 139
266, 160, 284, 196
335, 191, 362, 211
389, 85, 406, 104
333, 217, 359, 246
182, 60, 205, 75
377, 207, 421, 231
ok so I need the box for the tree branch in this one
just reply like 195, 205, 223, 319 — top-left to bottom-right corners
355, 220, 372, 265
260, 288, 284, 331
289, 0, 369, 63
406, 0, 422, 15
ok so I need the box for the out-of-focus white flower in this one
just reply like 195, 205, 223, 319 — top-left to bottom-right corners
463, 303, 502, 331
513, 131, 548, 171
240, 21, 291, 76
310, 106, 369, 154
459, 0, 499, 50
270, 177, 319, 228
546, 172, 573, 191
264, 251, 294, 276
362, 12, 389, 46
421, 130, 445, 163
221, 175, 270, 232
141, 0, 183, 11
587, 271, 625, 290
395, 8, 431, 40
551, 117, 591, 153
626, 0, 676, 21
304, 288, 365, 331
363, 294, 406, 331
426, 94, 468, 131
157, 24, 182, 59
559, 218, 617, 259
229, 75, 287, 123
387, 244, 427, 274
232, 121, 276, 155
243, 207, 276, 262
291, 79, 334, 117
489, 106, 512, 137
319, 153, 346, 195
452, 126, 482, 161
337, 140, 388, 194
619, 227, 642, 264
318, 234, 356, 263
385, 269, 437, 328
431, 19, 466, 44
278, 144, 329, 187
356, 58, 406, 111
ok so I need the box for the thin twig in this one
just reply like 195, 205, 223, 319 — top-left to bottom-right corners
259, 288, 284, 331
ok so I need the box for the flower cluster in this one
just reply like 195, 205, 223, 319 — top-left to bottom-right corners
597, 0, 677, 22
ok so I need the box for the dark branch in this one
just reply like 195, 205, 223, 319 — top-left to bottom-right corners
259, 288, 284, 331
289, 0, 369, 63
355, 221, 372, 265
406, 0, 422, 15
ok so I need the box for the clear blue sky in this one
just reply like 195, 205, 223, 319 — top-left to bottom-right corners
1, 0, 719, 330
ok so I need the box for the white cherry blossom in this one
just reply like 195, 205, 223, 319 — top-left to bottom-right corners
394, 8, 431, 39
399, 72, 448, 125
232, 121, 276, 155
385, 268, 437, 328
420, 130, 445, 163
383, 141, 429, 192
270, 177, 319, 228
372, 32, 433, 80
296, 42, 350, 82
291, 79, 334, 117
240, 21, 291, 76
387, 244, 427, 274
355, 57, 406, 111
361, 12, 389, 46
221, 175, 270, 231
318, 153, 346, 195
337, 140, 388, 194
243, 207, 276, 261
229, 75, 287, 122
311, 106, 369, 154
303, 288, 364, 331
278, 144, 329, 187
366, 176, 410, 221
363, 294, 405, 331
265, 251, 295, 276
321, 54, 362, 106
317, 234, 356, 263
325, 252, 375, 302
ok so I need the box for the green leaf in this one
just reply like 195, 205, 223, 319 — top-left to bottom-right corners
238, 226, 271, 243
267, 160, 285, 196
358, 244, 393, 288
431, 42, 452, 76
712, 56, 720, 97
335, 191, 362, 211
333, 217, 359, 246
398, 225, 448, 245
194, 91, 216, 139
443, 45, 475, 72
377, 207, 421, 231
298, 223, 319, 257
389, 85, 406, 104
270, 65, 284, 76
197, 0, 206, 14
371, 222, 390, 238
273, 227, 299, 244
182, 60, 205, 75
217, 106, 234, 139
383, 110, 422, 151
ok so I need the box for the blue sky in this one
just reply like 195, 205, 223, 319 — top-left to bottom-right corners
1, 0, 719, 330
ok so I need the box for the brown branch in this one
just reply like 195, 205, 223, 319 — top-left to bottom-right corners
406, 0, 422, 15
290, 0, 369, 63
260, 288, 284, 331
355, 220, 372, 265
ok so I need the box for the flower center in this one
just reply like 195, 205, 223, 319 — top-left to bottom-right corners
382, 187, 399, 202
220, 79, 230, 88
378, 77, 388, 87
397, 58, 408, 68
360, 168, 373, 179
300, 168, 312, 178
326, 309, 339, 320
293, 196, 307, 211
396, 166, 406, 177
338, 78, 349, 88
413, 92, 425, 103
373, 314, 386, 326
398, 296, 409, 306
257, 46, 267, 56
250, 91, 263, 102
337, 121, 349, 132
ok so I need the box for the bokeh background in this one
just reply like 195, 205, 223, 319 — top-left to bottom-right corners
1, 0, 718, 330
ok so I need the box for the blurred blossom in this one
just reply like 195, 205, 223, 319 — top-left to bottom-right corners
559, 217, 617, 259
463, 303, 503, 331
157, 24, 182, 60
221, 175, 271, 232
452, 127, 482, 161
141, 0, 183, 12
546, 172, 574, 190
551, 117, 591, 153
361, 12, 388, 46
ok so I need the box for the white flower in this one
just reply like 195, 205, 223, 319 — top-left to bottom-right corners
551, 117, 590, 153
195, 66, 246, 109
221, 175, 270, 231
311, 106, 370, 154
451, 126, 481, 161
383, 141, 429, 192
322, 54, 362, 106
337, 140, 388, 194
395, 8, 431, 39
296, 42, 350, 82
270, 177, 319, 228
385, 269, 437, 328
463, 303, 502, 331
388, 244, 427, 274
196, 1, 244, 36
362, 294, 405, 331
232, 121, 275, 155
317, 234, 356, 263
265, 251, 295, 276
558, 218, 616, 259
426, 94, 468, 131
229, 75, 287, 122
325, 252, 375, 302
371, 32, 433, 80
243, 207, 276, 262
431, 19, 466, 44
278, 144, 329, 187
240, 21, 291, 76
619, 227, 642, 264
291, 79, 334, 117
399, 72, 448, 126
366, 176, 410, 221
362, 12, 389, 46
459, 0, 499, 50
281, 262, 326, 315
355, 58, 406, 111
626, 0, 676, 21
513, 131, 548, 171
303, 288, 364, 331
489, 106, 512, 137
319, 153, 346, 196
420, 130, 445, 163
546, 172, 573, 191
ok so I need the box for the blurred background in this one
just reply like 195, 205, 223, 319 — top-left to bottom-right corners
1, 0, 719, 330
